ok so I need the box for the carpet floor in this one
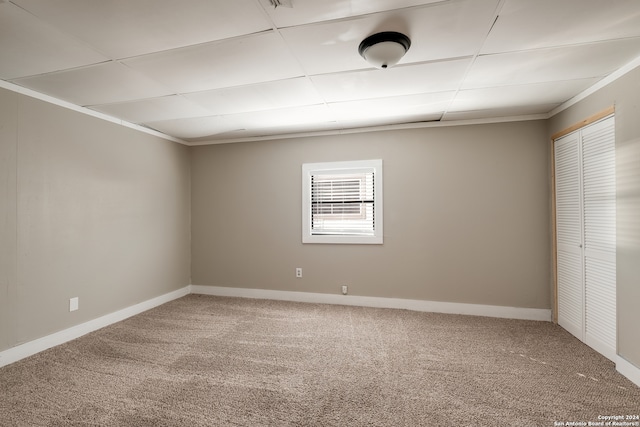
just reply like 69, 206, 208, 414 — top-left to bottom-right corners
0, 294, 638, 426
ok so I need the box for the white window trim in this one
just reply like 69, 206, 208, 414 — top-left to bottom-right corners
302, 159, 383, 244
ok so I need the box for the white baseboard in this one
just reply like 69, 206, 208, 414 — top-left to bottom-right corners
189, 285, 552, 322
616, 356, 640, 388
0, 286, 190, 368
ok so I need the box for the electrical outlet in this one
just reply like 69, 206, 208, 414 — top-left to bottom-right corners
341, 285, 348, 295
296, 267, 302, 278
69, 297, 79, 312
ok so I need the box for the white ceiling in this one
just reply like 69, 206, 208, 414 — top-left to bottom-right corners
2, 0, 640, 144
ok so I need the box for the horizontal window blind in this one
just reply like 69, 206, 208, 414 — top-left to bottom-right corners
310, 172, 375, 236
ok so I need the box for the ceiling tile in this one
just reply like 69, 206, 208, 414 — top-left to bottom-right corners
442, 105, 557, 121
12, 0, 272, 59
12, 62, 173, 106
183, 77, 324, 115
0, 3, 107, 79
198, 121, 343, 142
124, 32, 305, 94
328, 92, 454, 122
334, 113, 444, 130
147, 104, 335, 140
89, 95, 211, 124
281, 0, 499, 75
311, 59, 471, 102
146, 115, 240, 140
220, 104, 336, 129
464, 38, 640, 89
483, 0, 640, 54
224, 120, 341, 139
259, 0, 445, 27
449, 79, 599, 113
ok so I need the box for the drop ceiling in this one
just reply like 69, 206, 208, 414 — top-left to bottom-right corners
1, 0, 640, 144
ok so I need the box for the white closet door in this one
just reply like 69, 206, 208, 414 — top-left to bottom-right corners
555, 132, 584, 340
582, 117, 616, 361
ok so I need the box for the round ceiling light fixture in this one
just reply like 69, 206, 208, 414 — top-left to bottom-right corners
358, 31, 411, 69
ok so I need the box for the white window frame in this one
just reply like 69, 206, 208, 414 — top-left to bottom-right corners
302, 159, 383, 244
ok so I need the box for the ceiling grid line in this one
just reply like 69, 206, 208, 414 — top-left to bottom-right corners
440, 0, 505, 121
252, 0, 339, 128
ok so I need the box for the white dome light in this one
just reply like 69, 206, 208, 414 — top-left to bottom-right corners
358, 32, 411, 69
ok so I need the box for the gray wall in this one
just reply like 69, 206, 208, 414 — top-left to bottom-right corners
0, 89, 18, 352
0, 88, 191, 352
549, 66, 640, 370
191, 121, 551, 309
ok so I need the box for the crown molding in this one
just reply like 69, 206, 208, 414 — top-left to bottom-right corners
0, 80, 188, 145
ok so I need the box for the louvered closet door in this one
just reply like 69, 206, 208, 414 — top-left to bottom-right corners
555, 132, 584, 340
554, 115, 616, 362
582, 117, 616, 361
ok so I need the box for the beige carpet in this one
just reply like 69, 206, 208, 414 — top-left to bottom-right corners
0, 294, 638, 426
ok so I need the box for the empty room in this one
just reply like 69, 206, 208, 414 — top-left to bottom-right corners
1, 0, 640, 425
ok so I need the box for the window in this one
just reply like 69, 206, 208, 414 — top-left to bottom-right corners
302, 159, 383, 244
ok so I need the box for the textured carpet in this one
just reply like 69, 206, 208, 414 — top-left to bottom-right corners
0, 294, 638, 426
